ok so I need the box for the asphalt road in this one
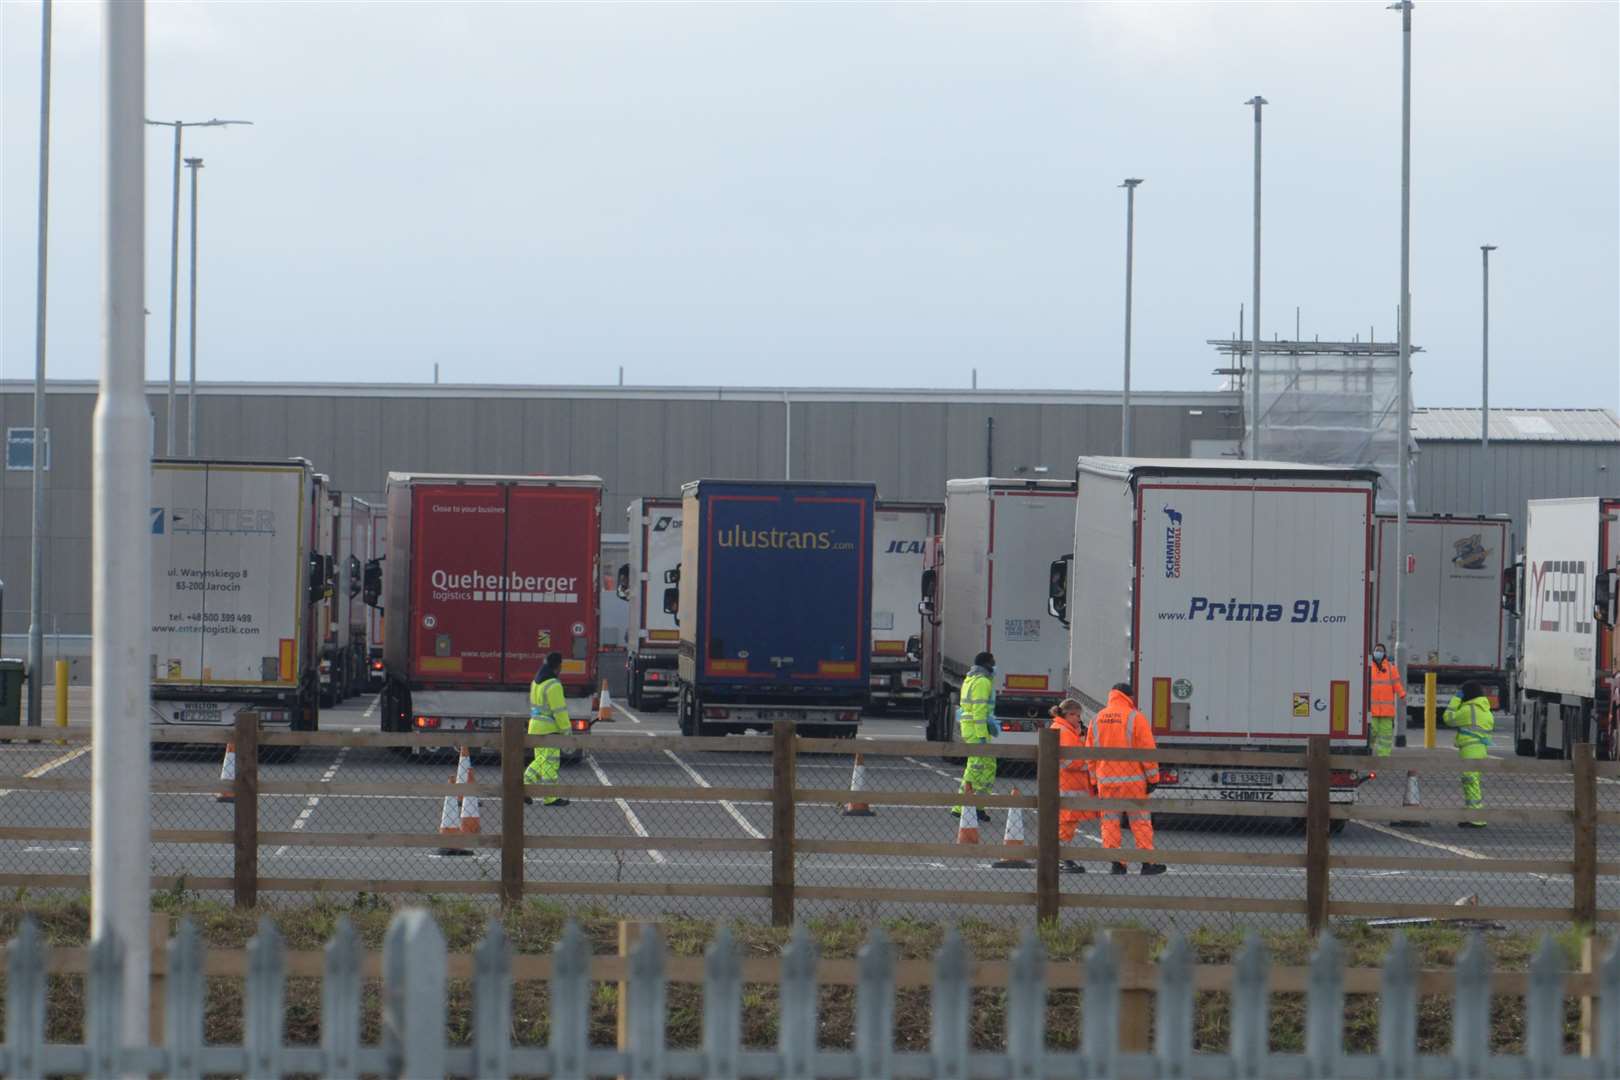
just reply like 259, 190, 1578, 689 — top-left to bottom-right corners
1, 692, 1612, 931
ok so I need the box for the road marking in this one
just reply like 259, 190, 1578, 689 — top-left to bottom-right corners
661, 750, 767, 839
585, 752, 666, 864
362, 696, 378, 719
1352, 819, 1489, 860
273, 746, 350, 856
0, 745, 91, 798
905, 756, 960, 782
611, 702, 643, 725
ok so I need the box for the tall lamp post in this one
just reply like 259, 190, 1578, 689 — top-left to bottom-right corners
185, 157, 203, 456
26, 0, 53, 728
1120, 178, 1143, 456
1389, 0, 1414, 738
1480, 244, 1497, 512
144, 117, 250, 455
1245, 96, 1267, 460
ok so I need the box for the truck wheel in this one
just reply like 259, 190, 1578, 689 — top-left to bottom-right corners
1328, 819, 1347, 836
628, 669, 642, 711
677, 686, 694, 736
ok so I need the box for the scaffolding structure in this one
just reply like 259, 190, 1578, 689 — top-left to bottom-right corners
1210, 338, 1419, 513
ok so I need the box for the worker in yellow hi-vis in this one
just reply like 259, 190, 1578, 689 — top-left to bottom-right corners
951, 651, 998, 821
1443, 679, 1494, 828
525, 651, 572, 807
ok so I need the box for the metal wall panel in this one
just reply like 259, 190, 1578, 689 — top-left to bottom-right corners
1413, 440, 1620, 544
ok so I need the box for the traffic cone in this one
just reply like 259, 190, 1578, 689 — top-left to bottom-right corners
597, 680, 615, 722
215, 742, 237, 803
842, 753, 876, 816
457, 749, 480, 835
956, 786, 981, 845
992, 787, 1033, 868
1393, 768, 1428, 827
438, 750, 473, 856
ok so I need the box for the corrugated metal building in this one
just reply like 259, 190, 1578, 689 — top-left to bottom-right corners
1, 380, 1241, 636
1411, 407, 1620, 544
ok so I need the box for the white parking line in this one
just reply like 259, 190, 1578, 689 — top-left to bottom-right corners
585, 752, 666, 864
1352, 819, 1489, 860
611, 702, 644, 725
362, 696, 378, 719
905, 756, 960, 782
662, 750, 767, 839
0, 745, 91, 798
273, 746, 350, 856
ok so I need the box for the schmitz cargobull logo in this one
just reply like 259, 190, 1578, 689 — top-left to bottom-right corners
1162, 505, 1183, 578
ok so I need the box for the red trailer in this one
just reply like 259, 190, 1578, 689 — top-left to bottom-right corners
379, 473, 602, 744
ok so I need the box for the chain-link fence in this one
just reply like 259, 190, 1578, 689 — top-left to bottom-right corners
0, 722, 1613, 936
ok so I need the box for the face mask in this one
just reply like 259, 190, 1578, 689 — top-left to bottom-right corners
1373, 650, 1386, 662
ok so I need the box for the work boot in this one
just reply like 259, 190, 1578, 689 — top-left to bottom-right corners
544, 798, 571, 807
1140, 862, 1168, 876
1110, 861, 1128, 875
523, 796, 535, 806
1060, 859, 1087, 874
1458, 820, 1485, 829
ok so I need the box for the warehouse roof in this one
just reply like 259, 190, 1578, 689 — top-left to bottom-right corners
1412, 408, 1620, 443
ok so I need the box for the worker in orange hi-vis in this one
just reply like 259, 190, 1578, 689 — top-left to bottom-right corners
1048, 698, 1093, 874
1086, 681, 1166, 876
1367, 642, 1405, 757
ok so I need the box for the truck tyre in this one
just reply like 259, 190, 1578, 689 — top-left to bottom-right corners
677, 686, 695, 737
628, 661, 643, 711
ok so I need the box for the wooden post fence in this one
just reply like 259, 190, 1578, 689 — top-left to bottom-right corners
1035, 726, 1060, 922
1573, 742, 1598, 927
771, 722, 797, 927
501, 718, 525, 908
232, 712, 258, 909
1304, 735, 1331, 936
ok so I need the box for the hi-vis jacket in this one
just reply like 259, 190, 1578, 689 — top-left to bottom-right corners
1368, 658, 1406, 717
1086, 688, 1159, 796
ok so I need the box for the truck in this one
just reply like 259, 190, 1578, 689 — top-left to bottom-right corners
1051, 458, 1378, 807
314, 481, 345, 706
616, 497, 682, 710
148, 457, 326, 732
331, 496, 376, 699
923, 478, 1075, 744
869, 501, 943, 711
1373, 513, 1511, 721
378, 473, 603, 750
1509, 496, 1619, 760
668, 479, 875, 737
364, 507, 388, 690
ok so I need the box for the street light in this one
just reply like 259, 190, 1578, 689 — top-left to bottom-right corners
185, 157, 203, 456
1120, 178, 1143, 457
1245, 96, 1267, 460
1480, 244, 1497, 511
26, 0, 54, 728
144, 117, 250, 455
1388, 0, 1414, 737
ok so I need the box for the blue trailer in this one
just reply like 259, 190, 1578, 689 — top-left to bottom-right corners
667, 479, 876, 737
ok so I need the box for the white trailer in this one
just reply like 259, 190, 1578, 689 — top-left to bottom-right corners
617, 497, 683, 709
1374, 514, 1511, 717
148, 458, 321, 729
926, 478, 1075, 742
870, 501, 943, 709
1055, 458, 1378, 805
1512, 497, 1619, 760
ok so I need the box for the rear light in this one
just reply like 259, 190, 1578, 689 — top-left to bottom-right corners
702, 707, 731, 719
370, 660, 384, 671
1157, 769, 1179, 785
836, 710, 861, 722
319, 661, 331, 674
870, 677, 887, 688
414, 715, 440, 729
903, 675, 922, 687
646, 671, 665, 682
1330, 768, 1366, 788
259, 709, 289, 724
572, 718, 590, 731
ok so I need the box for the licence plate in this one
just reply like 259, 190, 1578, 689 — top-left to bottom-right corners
476, 717, 503, 731
1219, 771, 1276, 787
1218, 789, 1277, 801
176, 705, 223, 724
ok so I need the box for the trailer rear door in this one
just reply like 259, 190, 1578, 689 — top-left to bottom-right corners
408, 483, 508, 685
503, 485, 600, 686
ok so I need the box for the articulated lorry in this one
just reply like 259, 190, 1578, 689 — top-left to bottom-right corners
1374, 513, 1511, 720
364, 507, 388, 690
379, 473, 602, 749
617, 497, 683, 709
924, 478, 1075, 743
149, 458, 326, 731
330, 496, 376, 699
1510, 497, 1618, 760
669, 479, 875, 737
1052, 458, 1378, 807
870, 501, 943, 711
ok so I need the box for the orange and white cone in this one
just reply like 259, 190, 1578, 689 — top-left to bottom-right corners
439, 749, 473, 856
842, 753, 876, 817
215, 742, 237, 803
1393, 768, 1428, 827
992, 787, 1033, 868
956, 787, 981, 845
457, 750, 481, 835
597, 680, 614, 722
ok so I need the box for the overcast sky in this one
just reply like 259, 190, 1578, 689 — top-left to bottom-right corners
2, 2, 1616, 406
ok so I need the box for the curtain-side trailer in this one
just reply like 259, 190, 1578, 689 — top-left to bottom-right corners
379, 473, 602, 753
1511, 497, 1619, 760
926, 478, 1075, 743
616, 497, 683, 710
1053, 458, 1379, 807
870, 501, 943, 711
148, 458, 323, 731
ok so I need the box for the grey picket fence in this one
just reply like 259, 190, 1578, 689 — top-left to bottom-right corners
3, 910, 1618, 1079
